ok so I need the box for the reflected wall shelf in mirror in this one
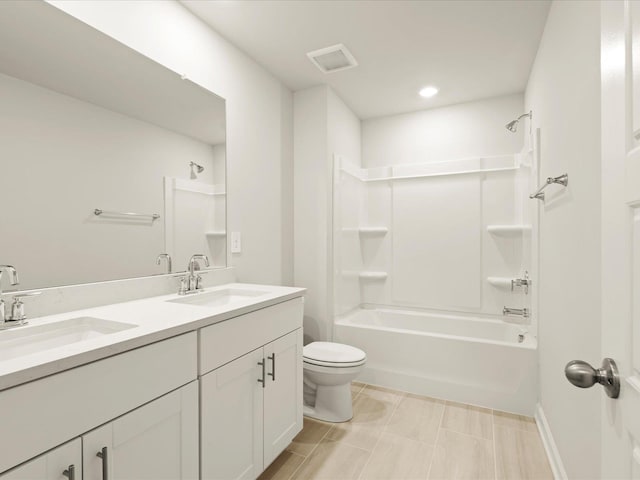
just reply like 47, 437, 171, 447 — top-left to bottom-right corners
0, 1, 227, 290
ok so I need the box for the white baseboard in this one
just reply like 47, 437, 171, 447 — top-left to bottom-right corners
535, 403, 567, 480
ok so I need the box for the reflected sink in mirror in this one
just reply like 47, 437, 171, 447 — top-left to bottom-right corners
167, 289, 267, 308
0, 317, 137, 362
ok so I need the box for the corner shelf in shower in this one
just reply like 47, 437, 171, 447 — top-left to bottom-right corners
358, 271, 388, 281
486, 224, 532, 236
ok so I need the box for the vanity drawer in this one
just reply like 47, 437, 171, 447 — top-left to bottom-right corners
0, 332, 197, 474
199, 298, 303, 375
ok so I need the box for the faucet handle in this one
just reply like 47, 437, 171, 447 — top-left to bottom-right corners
178, 277, 189, 295
9, 291, 41, 322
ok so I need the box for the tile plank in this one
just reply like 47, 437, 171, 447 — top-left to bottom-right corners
494, 425, 553, 480
441, 401, 493, 440
429, 429, 495, 480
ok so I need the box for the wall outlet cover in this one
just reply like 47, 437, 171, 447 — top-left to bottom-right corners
231, 232, 242, 253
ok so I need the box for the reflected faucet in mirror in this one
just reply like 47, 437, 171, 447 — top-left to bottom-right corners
0, 265, 19, 323
156, 253, 172, 274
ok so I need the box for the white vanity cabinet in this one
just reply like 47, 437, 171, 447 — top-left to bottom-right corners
0, 439, 81, 480
0, 332, 197, 477
0, 292, 305, 480
200, 299, 304, 480
1, 382, 198, 480
82, 381, 199, 480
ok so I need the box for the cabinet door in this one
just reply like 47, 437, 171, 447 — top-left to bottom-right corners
83, 381, 198, 480
201, 348, 264, 480
263, 329, 303, 467
0, 438, 81, 480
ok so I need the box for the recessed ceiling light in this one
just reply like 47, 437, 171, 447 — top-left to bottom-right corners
419, 86, 439, 98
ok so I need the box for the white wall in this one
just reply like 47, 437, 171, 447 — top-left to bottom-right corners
49, 0, 293, 285
362, 94, 524, 167
293, 86, 361, 342
525, 1, 601, 478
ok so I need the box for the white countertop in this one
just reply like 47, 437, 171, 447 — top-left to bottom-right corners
0, 283, 305, 392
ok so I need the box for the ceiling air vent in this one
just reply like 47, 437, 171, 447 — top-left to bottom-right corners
307, 44, 358, 74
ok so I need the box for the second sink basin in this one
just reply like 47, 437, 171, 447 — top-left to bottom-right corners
0, 317, 137, 362
167, 288, 267, 308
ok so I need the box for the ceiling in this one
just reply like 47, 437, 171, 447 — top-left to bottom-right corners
181, 0, 551, 119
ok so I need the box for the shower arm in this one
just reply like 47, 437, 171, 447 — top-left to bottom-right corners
529, 173, 568, 201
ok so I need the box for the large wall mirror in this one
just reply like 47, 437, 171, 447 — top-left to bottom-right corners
0, 1, 227, 291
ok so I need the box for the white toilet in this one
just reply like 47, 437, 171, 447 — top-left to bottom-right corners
302, 341, 367, 422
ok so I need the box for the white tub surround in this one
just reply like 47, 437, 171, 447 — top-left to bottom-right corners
0, 283, 305, 478
335, 308, 537, 415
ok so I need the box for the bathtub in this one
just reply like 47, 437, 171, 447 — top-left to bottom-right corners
334, 307, 537, 415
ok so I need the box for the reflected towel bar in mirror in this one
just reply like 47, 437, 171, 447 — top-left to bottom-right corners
93, 209, 160, 221
529, 173, 568, 201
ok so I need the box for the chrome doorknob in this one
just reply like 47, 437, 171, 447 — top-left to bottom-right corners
564, 358, 620, 398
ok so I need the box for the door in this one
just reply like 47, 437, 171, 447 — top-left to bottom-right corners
0, 438, 81, 480
263, 329, 303, 467
601, 1, 640, 477
83, 382, 198, 480
201, 348, 264, 480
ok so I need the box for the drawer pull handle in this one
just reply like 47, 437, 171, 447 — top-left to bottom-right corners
63, 465, 75, 480
268, 353, 276, 381
257, 359, 266, 388
97, 446, 109, 480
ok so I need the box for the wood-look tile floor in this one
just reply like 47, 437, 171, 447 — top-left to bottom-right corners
259, 383, 553, 480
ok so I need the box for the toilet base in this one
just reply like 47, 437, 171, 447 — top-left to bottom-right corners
303, 383, 354, 423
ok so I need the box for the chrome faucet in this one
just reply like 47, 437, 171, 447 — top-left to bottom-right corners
503, 307, 529, 318
156, 253, 172, 274
0, 265, 19, 323
178, 254, 210, 295
511, 271, 531, 295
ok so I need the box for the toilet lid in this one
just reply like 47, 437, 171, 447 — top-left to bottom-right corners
303, 342, 366, 364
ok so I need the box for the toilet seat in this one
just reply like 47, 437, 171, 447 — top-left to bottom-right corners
303, 342, 366, 368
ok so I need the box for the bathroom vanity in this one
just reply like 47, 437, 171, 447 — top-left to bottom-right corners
0, 283, 305, 479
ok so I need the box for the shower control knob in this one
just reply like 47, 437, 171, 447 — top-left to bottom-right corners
564, 358, 620, 398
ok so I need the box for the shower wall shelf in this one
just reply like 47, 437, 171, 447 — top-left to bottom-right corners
364, 167, 519, 183
358, 271, 388, 281
339, 154, 519, 183
358, 227, 389, 236
486, 225, 532, 235
487, 277, 513, 288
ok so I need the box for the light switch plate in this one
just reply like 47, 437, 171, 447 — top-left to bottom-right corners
231, 232, 242, 253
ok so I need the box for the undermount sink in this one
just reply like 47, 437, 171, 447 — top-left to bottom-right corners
167, 288, 267, 308
0, 317, 137, 362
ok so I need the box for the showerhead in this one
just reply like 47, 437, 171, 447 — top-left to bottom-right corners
190, 161, 204, 173
505, 120, 519, 132
505, 111, 532, 133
